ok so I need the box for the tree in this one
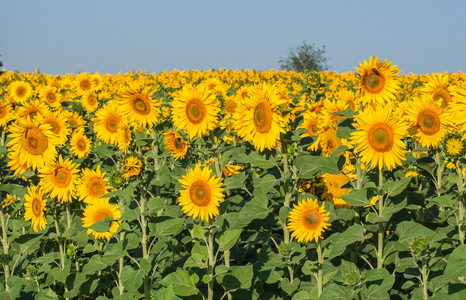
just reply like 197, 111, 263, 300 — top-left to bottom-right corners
0, 54, 3, 75
278, 41, 330, 72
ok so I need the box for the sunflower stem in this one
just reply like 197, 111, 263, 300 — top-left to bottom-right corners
210, 130, 222, 178
317, 239, 323, 297
207, 219, 215, 300
457, 165, 465, 245
138, 186, 151, 300
54, 216, 69, 299
352, 156, 363, 264
421, 256, 429, 300
435, 151, 445, 197
377, 168, 385, 269
0, 210, 10, 291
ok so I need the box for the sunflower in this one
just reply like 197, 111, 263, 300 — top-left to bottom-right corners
69, 129, 92, 159
2, 194, 15, 208
116, 119, 133, 153
320, 126, 343, 157
171, 84, 220, 139
16, 99, 50, 121
163, 129, 188, 160
222, 164, 243, 178
0, 101, 13, 128
297, 110, 321, 151
65, 111, 86, 128
355, 56, 400, 105
24, 186, 47, 232
233, 84, 288, 151
9, 81, 33, 104
40, 110, 71, 146
81, 197, 121, 240
350, 104, 408, 171
319, 171, 356, 209
7, 118, 59, 171
92, 100, 122, 145
38, 155, 80, 203
122, 154, 143, 179
443, 132, 466, 158
80, 90, 99, 113
77, 165, 111, 203
178, 163, 224, 221
75, 73, 94, 94
419, 73, 457, 107
287, 198, 330, 243
117, 83, 160, 128
38, 85, 62, 109
405, 96, 451, 148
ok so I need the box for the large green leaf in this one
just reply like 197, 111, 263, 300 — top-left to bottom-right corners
222, 265, 254, 292
216, 229, 242, 251
341, 188, 373, 207
295, 155, 344, 179
443, 244, 466, 283
329, 225, 369, 259
148, 217, 184, 237
160, 270, 200, 297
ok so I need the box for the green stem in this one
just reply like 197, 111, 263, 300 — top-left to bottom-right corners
224, 249, 232, 300
317, 239, 323, 297
352, 156, 363, 264
118, 232, 125, 295
377, 168, 384, 269
435, 151, 444, 197
207, 220, 215, 300
421, 257, 429, 300
210, 131, 222, 178
457, 166, 465, 245
54, 217, 69, 299
0, 210, 10, 291
139, 188, 150, 300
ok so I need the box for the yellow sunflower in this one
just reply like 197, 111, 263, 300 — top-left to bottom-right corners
17, 99, 50, 121
405, 96, 451, 148
287, 198, 330, 243
116, 119, 133, 153
80, 90, 99, 113
7, 118, 59, 171
40, 110, 71, 146
77, 165, 111, 203
69, 129, 92, 159
81, 198, 121, 240
0, 101, 13, 128
320, 170, 356, 209
24, 186, 47, 232
92, 100, 122, 145
122, 155, 143, 179
38, 85, 62, 109
171, 84, 220, 139
75, 73, 94, 94
443, 133, 466, 158
233, 84, 288, 152
419, 73, 457, 107
117, 83, 160, 128
163, 129, 188, 160
9, 80, 33, 104
320, 126, 343, 157
38, 155, 80, 203
297, 110, 321, 151
350, 104, 408, 171
178, 163, 224, 221
355, 56, 400, 105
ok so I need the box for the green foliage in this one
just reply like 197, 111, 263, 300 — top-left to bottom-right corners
278, 41, 330, 72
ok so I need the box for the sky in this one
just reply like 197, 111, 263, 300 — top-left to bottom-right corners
1, 1, 465, 75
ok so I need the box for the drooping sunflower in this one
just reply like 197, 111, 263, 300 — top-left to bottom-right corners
287, 198, 330, 243
9, 80, 33, 104
77, 165, 111, 203
178, 163, 224, 221
122, 154, 144, 179
24, 185, 47, 232
69, 129, 92, 159
319, 170, 357, 209
171, 84, 220, 139
163, 129, 188, 160
7, 118, 59, 171
405, 96, 451, 149
117, 83, 160, 128
38, 155, 80, 203
233, 84, 288, 152
81, 197, 121, 240
350, 104, 408, 171
355, 56, 400, 105
40, 110, 71, 146
92, 100, 122, 145
0, 101, 13, 128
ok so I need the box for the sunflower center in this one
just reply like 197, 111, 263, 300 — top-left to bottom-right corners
363, 69, 385, 94
130, 95, 151, 115
77, 139, 87, 151
225, 100, 237, 114
94, 208, 113, 223
432, 87, 451, 106
16, 87, 26, 97
21, 127, 49, 155
88, 95, 97, 105
368, 123, 393, 152
253, 102, 273, 133
417, 110, 440, 136
0, 106, 5, 118
189, 181, 211, 206
106, 117, 120, 133
186, 98, 206, 124
446, 138, 463, 155
174, 137, 185, 150
80, 80, 91, 90
88, 178, 106, 198
32, 198, 42, 217
47, 93, 56, 102
302, 210, 320, 230
53, 167, 72, 188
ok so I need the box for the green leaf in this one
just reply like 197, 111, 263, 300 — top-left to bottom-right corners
239, 195, 270, 223
383, 177, 411, 198
152, 285, 182, 300
295, 155, 344, 179
363, 268, 395, 291
160, 270, 200, 297
329, 225, 367, 259
143, 197, 167, 216
360, 284, 389, 300
241, 151, 276, 169
51, 258, 71, 283
101, 240, 128, 265
148, 217, 184, 237
0, 276, 22, 300
319, 283, 354, 300
443, 244, 466, 282
183, 242, 208, 269
88, 216, 114, 233
223, 172, 248, 192
16, 233, 43, 254
341, 188, 373, 207
292, 291, 311, 300
222, 265, 254, 292
82, 255, 109, 275
216, 229, 242, 251
121, 265, 145, 294
429, 195, 456, 208
280, 278, 300, 295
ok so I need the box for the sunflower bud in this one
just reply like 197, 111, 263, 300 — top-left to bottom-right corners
410, 236, 428, 256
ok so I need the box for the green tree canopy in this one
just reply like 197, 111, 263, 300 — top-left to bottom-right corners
278, 41, 330, 72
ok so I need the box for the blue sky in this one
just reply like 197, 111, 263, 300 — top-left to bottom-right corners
1, 1, 465, 75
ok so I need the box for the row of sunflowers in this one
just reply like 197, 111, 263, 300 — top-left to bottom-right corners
0, 57, 465, 299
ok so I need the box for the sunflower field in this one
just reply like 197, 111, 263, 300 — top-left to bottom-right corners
0, 57, 466, 300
